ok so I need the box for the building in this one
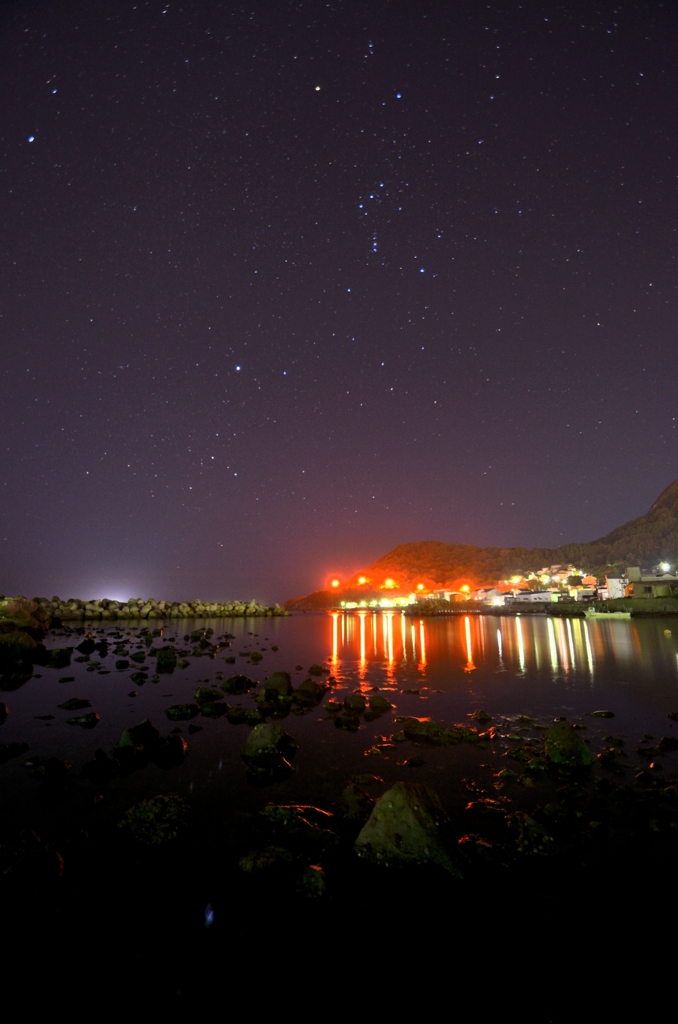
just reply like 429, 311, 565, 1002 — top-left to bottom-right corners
627, 566, 678, 598
506, 591, 559, 604
605, 576, 626, 600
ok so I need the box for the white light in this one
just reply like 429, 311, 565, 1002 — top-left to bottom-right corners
661, 562, 671, 572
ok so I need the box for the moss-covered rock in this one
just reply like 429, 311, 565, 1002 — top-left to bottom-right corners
241, 722, 297, 779
155, 646, 177, 673
195, 686, 223, 705
57, 697, 91, 711
118, 794, 189, 845
344, 693, 366, 712
544, 720, 592, 766
221, 674, 255, 694
293, 677, 326, 707
336, 783, 375, 820
262, 671, 293, 699
225, 705, 264, 726
164, 703, 200, 721
369, 694, 393, 712
398, 717, 478, 746
355, 782, 460, 875
66, 712, 100, 728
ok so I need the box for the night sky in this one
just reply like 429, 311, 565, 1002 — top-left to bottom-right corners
1, 1, 677, 603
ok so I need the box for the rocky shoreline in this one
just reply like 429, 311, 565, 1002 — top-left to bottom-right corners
0, 595, 288, 629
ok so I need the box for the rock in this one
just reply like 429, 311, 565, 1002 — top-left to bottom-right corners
130, 672, 147, 685
57, 697, 91, 711
590, 710, 615, 718
80, 749, 118, 784
156, 647, 177, 673
66, 712, 100, 728
324, 701, 343, 714
225, 705, 264, 726
298, 864, 327, 898
355, 782, 460, 875
335, 713, 361, 731
200, 701, 227, 718
118, 794, 189, 844
544, 720, 592, 766
116, 660, 130, 670
369, 694, 393, 712
41, 648, 73, 669
114, 718, 161, 767
307, 664, 327, 676
239, 846, 294, 872
401, 755, 425, 768
0, 630, 37, 662
262, 671, 293, 699
0, 702, 8, 725
657, 736, 678, 752
195, 686, 223, 705
24, 756, 71, 780
336, 783, 375, 820
351, 773, 383, 786
165, 703, 200, 721
249, 651, 263, 663
221, 674, 255, 694
153, 734, 188, 769
241, 722, 298, 779
76, 639, 96, 655
398, 717, 478, 746
0, 741, 29, 763
469, 709, 492, 722
344, 693, 366, 712
131, 652, 146, 664
293, 677, 326, 707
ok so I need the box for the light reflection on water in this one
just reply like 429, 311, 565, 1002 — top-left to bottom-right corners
326, 610, 678, 687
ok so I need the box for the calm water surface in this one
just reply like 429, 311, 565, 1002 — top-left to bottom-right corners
3, 611, 678, 832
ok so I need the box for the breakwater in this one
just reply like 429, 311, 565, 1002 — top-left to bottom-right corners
0, 595, 287, 629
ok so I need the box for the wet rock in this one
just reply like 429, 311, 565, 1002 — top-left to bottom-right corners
293, 677, 326, 707
128, 690, 138, 698
66, 712, 100, 728
57, 697, 91, 711
118, 794, 189, 845
324, 701, 342, 714
41, 648, 73, 669
114, 718, 161, 768
370, 694, 394, 713
156, 646, 177, 673
80, 749, 118, 784
336, 783, 375, 820
249, 651, 263, 663
334, 714, 360, 731
260, 804, 337, 857
398, 717, 478, 746
590, 710, 615, 718
153, 734, 188, 769
351, 773, 383, 786
195, 686, 223, 705
298, 864, 327, 898
469, 709, 492, 722
58, 676, 75, 684
35, 714, 54, 720
241, 722, 298, 780
400, 755, 425, 768
221, 674, 255, 694
544, 720, 592, 766
225, 705, 263, 725
510, 811, 555, 856
200, 701, 227, 718
165, 703, 200, 721
76, 638, 96, 656
130, 651, 146, 664
0, 702, 8, 725
355, 782, 460, 875
24, 756, 71, 780
657, 736, 678, 752
0, 741, 29, 763
668, 711, 678, 721
262, 671, 293, 699
130, 672, 147, 685
116, 660, 130, 670
239, 845, 294, 872
178, 659, 190, 669
308, 664, 328, 676
344, 693, 366, 712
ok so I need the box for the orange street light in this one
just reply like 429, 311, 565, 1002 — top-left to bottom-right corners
331, 579, 340, 588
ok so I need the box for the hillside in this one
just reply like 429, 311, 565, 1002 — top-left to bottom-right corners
286, 477, 678, 609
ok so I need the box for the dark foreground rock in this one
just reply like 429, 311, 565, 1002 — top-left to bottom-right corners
544, 720, 592, 766
355, 781, 460, 875
118, 794, 189, 844
241, 723, 298, 781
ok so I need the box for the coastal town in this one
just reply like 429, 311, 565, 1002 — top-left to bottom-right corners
334, 563, 678, 611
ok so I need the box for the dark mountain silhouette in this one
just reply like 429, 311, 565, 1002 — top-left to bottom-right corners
286, 478, 678, 609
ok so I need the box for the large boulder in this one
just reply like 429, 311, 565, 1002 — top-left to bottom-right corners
155, 646, 177, 673
354, 782, 460, 875
221, 674, 256, 694
544, 721, 592, 767
262, 672, 293, 699
241, 722, 297, 780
